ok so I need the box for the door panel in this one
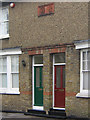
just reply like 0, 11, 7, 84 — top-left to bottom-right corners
54, 65, 65, 108
34, 66, 43, 106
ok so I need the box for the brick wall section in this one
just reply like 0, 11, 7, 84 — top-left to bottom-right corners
43, 50, 53, 111
65, 46, 88, 118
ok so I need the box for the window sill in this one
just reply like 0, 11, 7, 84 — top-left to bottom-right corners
0, 92, 20, 95
0, 89, 20, 95
0, 34, 9, 40
76, 91, 90, 98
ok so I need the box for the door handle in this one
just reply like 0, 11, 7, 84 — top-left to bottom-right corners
39, 88, 43, 91
59, 89, 64, 91
55, 89, 64, 91
55, 89, 58, 91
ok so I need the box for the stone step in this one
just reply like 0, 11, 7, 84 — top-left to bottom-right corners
27, 109, 46, 115
24, 112, 67, 119
48, 108, 66, 117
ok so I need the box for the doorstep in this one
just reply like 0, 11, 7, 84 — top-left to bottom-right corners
24, 108, 67, 119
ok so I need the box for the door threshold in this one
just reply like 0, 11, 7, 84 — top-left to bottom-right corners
53, 107, 65, 110
33, 106, 43, 110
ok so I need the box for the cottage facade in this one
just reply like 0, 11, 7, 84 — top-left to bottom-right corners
0, 2, 90, 118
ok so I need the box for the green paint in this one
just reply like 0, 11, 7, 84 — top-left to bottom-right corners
34, 66, 43, 106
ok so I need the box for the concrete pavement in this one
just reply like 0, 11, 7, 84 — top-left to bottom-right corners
0, 112, 61, 120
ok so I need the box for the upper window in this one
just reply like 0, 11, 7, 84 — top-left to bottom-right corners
0, 6, 9, 39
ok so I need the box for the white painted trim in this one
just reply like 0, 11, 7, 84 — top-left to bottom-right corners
0, 90, 20, 94
0, 34, 9, 40
76, 90, 90, 98
75, 41, 90, 49
32, 56, 34, 107
54, 63, 66, 66
53, 107, 65, 110
80, 50, 83, 92
53, 55, 55, 107
33, 64, 43, 67
0, 48, 22, 56
32, 56, 43, 109
76, 49, 90, 98
33, 106, 44, 110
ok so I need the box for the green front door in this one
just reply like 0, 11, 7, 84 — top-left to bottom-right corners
34, 66, 43, 106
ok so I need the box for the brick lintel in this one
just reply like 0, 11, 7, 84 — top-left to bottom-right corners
22, 43, 74, 55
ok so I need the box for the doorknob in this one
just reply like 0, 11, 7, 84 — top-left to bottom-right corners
59, 89, 64, 91
39, 88, 42, 90
55, 89, 58, 91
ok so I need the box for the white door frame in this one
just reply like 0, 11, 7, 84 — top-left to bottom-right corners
32, 56, 43, 110
53, 54, 66, 110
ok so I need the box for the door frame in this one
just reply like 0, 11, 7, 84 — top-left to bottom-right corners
53, 54, 66, 110
32, 56, 43, 110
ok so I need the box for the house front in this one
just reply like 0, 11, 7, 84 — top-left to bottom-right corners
0, 2, 90, 118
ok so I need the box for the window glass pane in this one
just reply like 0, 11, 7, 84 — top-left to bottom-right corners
83, 52, 86, 60
36, 67, 40, 87
0, 57, 7, 72
88, 61, 90, 70
83, 72, 88, 90
56, 67, 60, 88
3, 57, 7, 72
2, 74, 7, 88
87, 51, 90, 60
1, 22, 4, 35
12, 73, 19, 88
34, 55, 43, 64
0, 9, 2, 22
0, 74, 7, 88
83, 61, 87, 70
0, 58, 3, 72
40, 67, 43, 87
0, 7, 9, 36
88, 72, 90, 90
0, 23, 2, 35
55, 53, 65, 63
63, 67, 65, 88
0, 74, 2, 88
2, 8, 8, 21
3, 22, 9, 35
11, 56, 19, 72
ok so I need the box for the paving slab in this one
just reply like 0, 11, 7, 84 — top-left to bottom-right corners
0, 112, 61, 120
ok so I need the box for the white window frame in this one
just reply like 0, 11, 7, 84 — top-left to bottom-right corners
0, 48, 22, 94
76, 49, 90, 98
0, 6, 9, 39
32, 55, 43, 110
